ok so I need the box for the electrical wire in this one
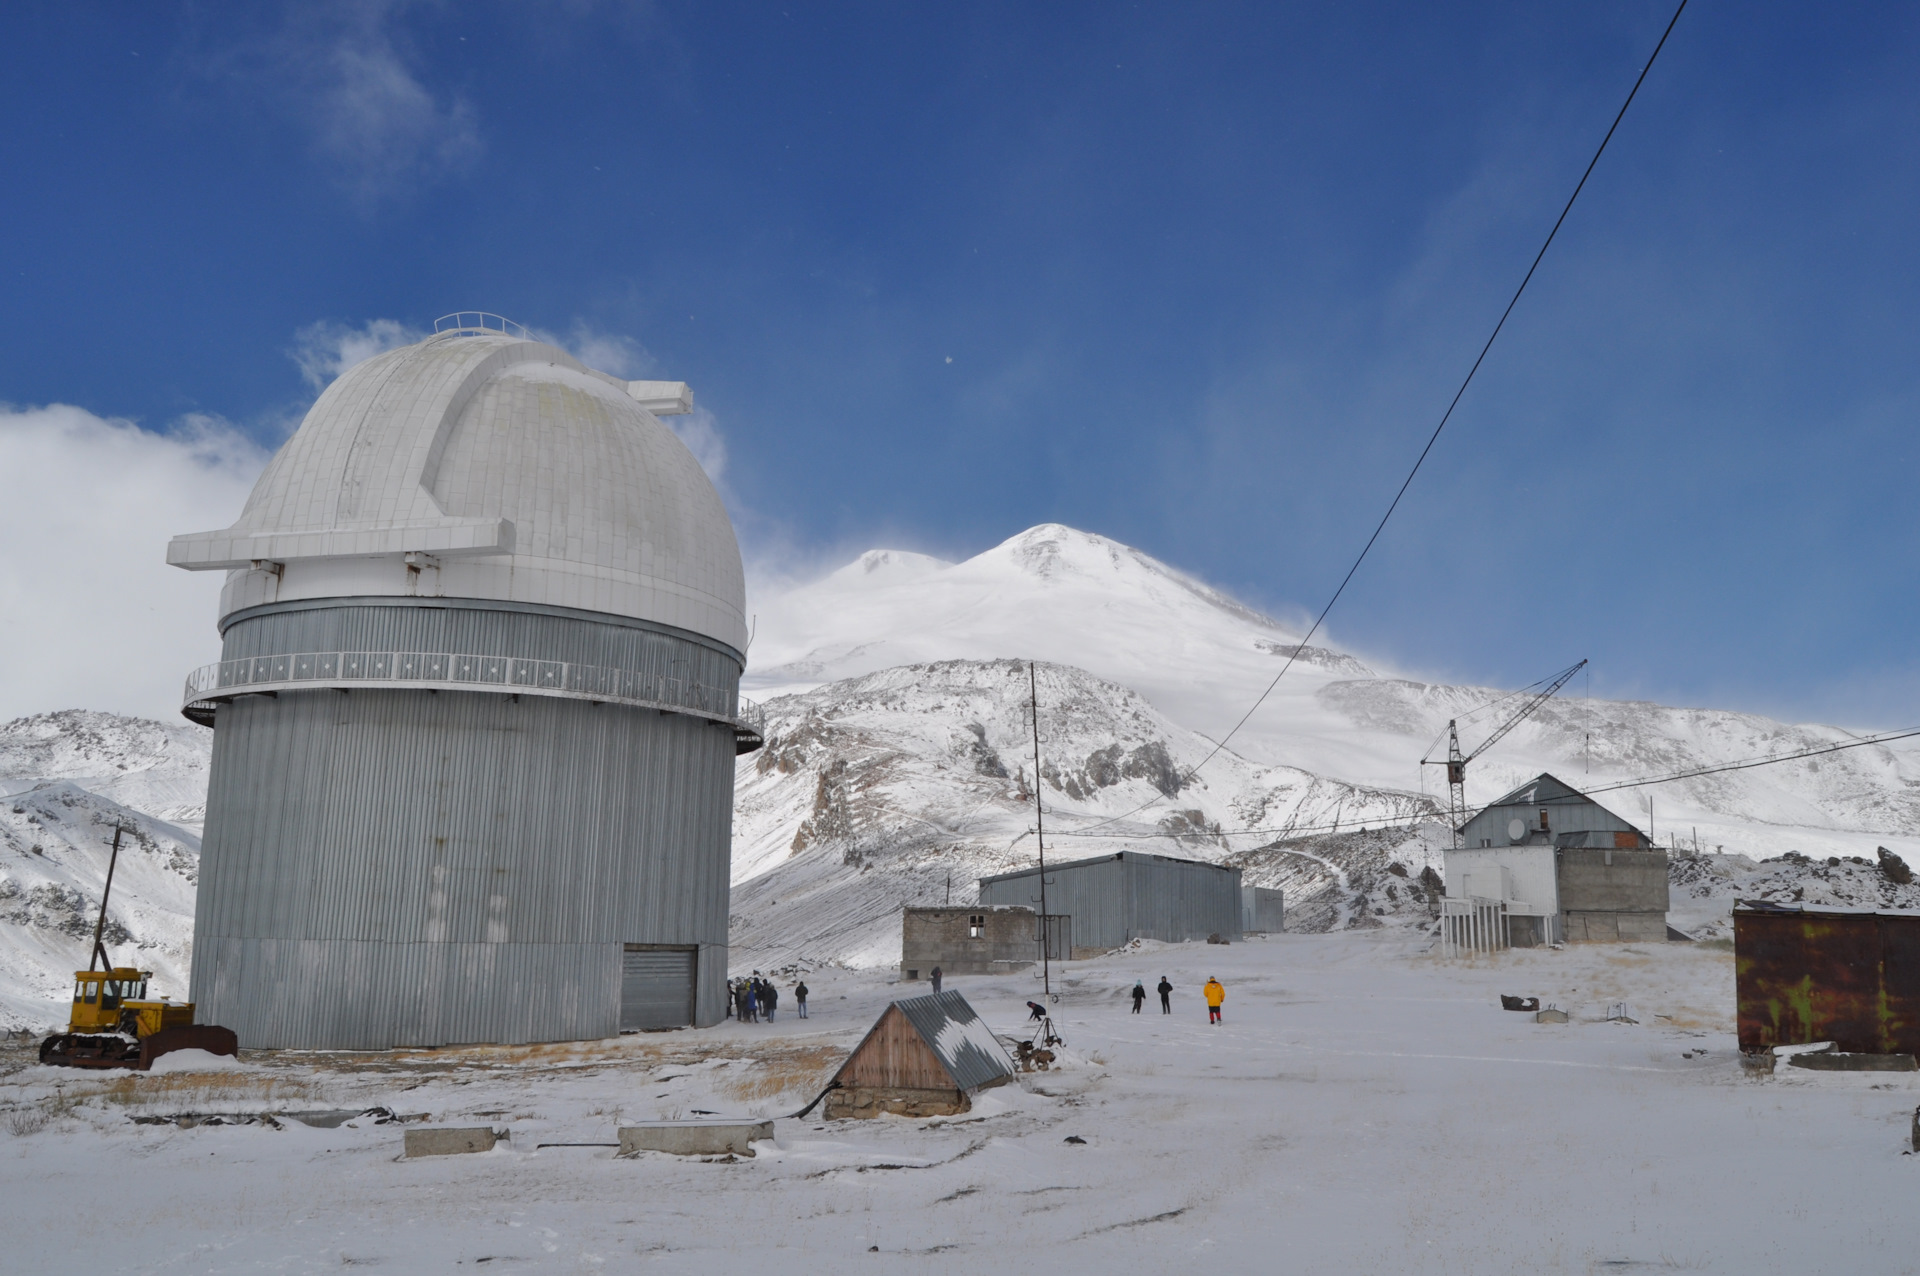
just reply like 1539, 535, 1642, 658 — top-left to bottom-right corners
1052, 721, 1920, 846
1071, 0, 1690, 836
1576, 725, 1920, 799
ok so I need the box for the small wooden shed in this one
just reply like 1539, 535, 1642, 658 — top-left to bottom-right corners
825, 989, 1016, 1119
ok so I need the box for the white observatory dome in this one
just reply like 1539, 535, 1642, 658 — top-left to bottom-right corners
170, 319, 747, 655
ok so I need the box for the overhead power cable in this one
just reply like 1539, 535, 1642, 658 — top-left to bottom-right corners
1574, 725, 1920, 799
1053, 721, 1920, 846
1073, 0, 1690, 837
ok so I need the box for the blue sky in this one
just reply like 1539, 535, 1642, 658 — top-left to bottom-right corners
3, 1, 1917, 726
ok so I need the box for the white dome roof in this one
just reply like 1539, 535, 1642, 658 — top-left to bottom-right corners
169, 328, 748, 655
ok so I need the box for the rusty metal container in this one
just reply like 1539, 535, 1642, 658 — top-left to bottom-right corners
1733, 901, 1920, 1054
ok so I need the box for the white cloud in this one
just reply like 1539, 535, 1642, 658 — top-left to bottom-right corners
315, 32, 481, 208
200, 3, 483, 210
665, 406, 728, 486
537, 321, 658, 381
0, 406, 268, 723
289, 317, 425, 392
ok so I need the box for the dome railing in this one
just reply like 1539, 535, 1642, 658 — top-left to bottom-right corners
432, 312, 531, 340
183, 650, 765, 753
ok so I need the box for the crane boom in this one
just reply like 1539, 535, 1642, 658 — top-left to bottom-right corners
1426, 659, 1587, 848
1467, 659, 1586, 763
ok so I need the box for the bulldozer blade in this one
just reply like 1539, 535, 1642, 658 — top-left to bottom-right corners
137, 1024, 239, 1071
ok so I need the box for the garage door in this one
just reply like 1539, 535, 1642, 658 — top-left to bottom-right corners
620, 945, 697, 1030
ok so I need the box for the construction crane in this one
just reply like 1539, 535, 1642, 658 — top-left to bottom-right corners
1422, 659, 1587, 848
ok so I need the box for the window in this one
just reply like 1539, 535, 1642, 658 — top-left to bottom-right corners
83, 982, 97, 1004
1539, 809, 1550, 832
968, 915, 985, 939
72, 981, 84, 1002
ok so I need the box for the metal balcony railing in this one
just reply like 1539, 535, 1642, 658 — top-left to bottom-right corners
182, 650, 765, 752
432, 312, 531, 340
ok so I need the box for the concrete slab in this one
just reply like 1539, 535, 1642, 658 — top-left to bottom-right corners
1787, 1051, 1918, 1072
617, 1120, 773, 1157
1535, 1008, 1570, 1024
404, 1127, 501, 1157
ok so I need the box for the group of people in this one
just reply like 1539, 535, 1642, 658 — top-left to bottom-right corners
1129, 975, 1228, 1023
729, 972, 808, 1022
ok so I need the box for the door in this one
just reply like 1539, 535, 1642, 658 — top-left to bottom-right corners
620, 945, 697, 1030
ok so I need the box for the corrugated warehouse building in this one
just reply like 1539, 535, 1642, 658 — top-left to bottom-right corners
167, 313, 763, 1049
977, 851, 1242, 952
1448, 773, 1668, 945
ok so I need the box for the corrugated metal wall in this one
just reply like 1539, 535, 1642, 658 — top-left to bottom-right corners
978, 853, 1242, 949
193, 601, 738, 1049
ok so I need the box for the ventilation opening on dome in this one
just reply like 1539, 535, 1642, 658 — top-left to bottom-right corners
433, 311, 530, 340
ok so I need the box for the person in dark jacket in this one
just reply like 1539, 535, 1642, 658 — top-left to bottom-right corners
930, 966, 943, 993
1157, 977, 1173, 1014
795, 981, 809, 1018
763, 981, 779, 1021
1130, 982, 1147, 1013
1027, 1000, 1047, 1021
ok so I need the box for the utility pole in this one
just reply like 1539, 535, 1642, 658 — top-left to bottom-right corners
1029, 661, 1050, 1000
89, 825, 125, 973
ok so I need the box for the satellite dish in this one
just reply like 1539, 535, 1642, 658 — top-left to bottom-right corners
1507, 818, 1529, 843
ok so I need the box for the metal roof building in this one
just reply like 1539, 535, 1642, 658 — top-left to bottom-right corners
977, 851, 1242, 951
1446, 773, 1667, 947
168, 314, 762, 1049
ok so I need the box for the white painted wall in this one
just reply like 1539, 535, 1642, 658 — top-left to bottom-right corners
1444, 846, 1558, 916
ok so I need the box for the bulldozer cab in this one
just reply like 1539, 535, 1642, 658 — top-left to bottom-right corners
69, 968, 149, 1034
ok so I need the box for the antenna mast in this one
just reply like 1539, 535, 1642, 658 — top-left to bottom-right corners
88, 825, 126, 973
1029, 661, 1050, 999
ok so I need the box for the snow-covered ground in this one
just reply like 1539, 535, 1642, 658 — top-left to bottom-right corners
4, 930, 1914, 1272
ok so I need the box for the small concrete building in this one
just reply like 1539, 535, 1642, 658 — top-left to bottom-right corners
1447, 773, 1668, 945
900, 905, 1065, 980
825, 990, 1015, 1119
978, 851, 1242, 953
1241, 886, 1285, 934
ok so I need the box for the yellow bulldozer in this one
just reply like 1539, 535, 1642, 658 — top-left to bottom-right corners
38, 826, 238, 1070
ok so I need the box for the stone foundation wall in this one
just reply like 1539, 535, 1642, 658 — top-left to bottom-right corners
823, 1085, 970, 1119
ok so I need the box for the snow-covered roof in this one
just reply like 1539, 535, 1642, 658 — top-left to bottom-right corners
168, 327, 747, 655
873, 989, 1015, 1092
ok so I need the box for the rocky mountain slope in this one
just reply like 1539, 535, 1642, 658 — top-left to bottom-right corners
0, 712, 209, 1029
728, 658, 1439, 968
733, 524, 1920, 965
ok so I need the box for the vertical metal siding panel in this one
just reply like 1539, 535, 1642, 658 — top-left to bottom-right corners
194, 604, 738, 1049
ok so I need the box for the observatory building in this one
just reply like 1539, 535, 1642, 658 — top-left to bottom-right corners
168, 313, 762, 1049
